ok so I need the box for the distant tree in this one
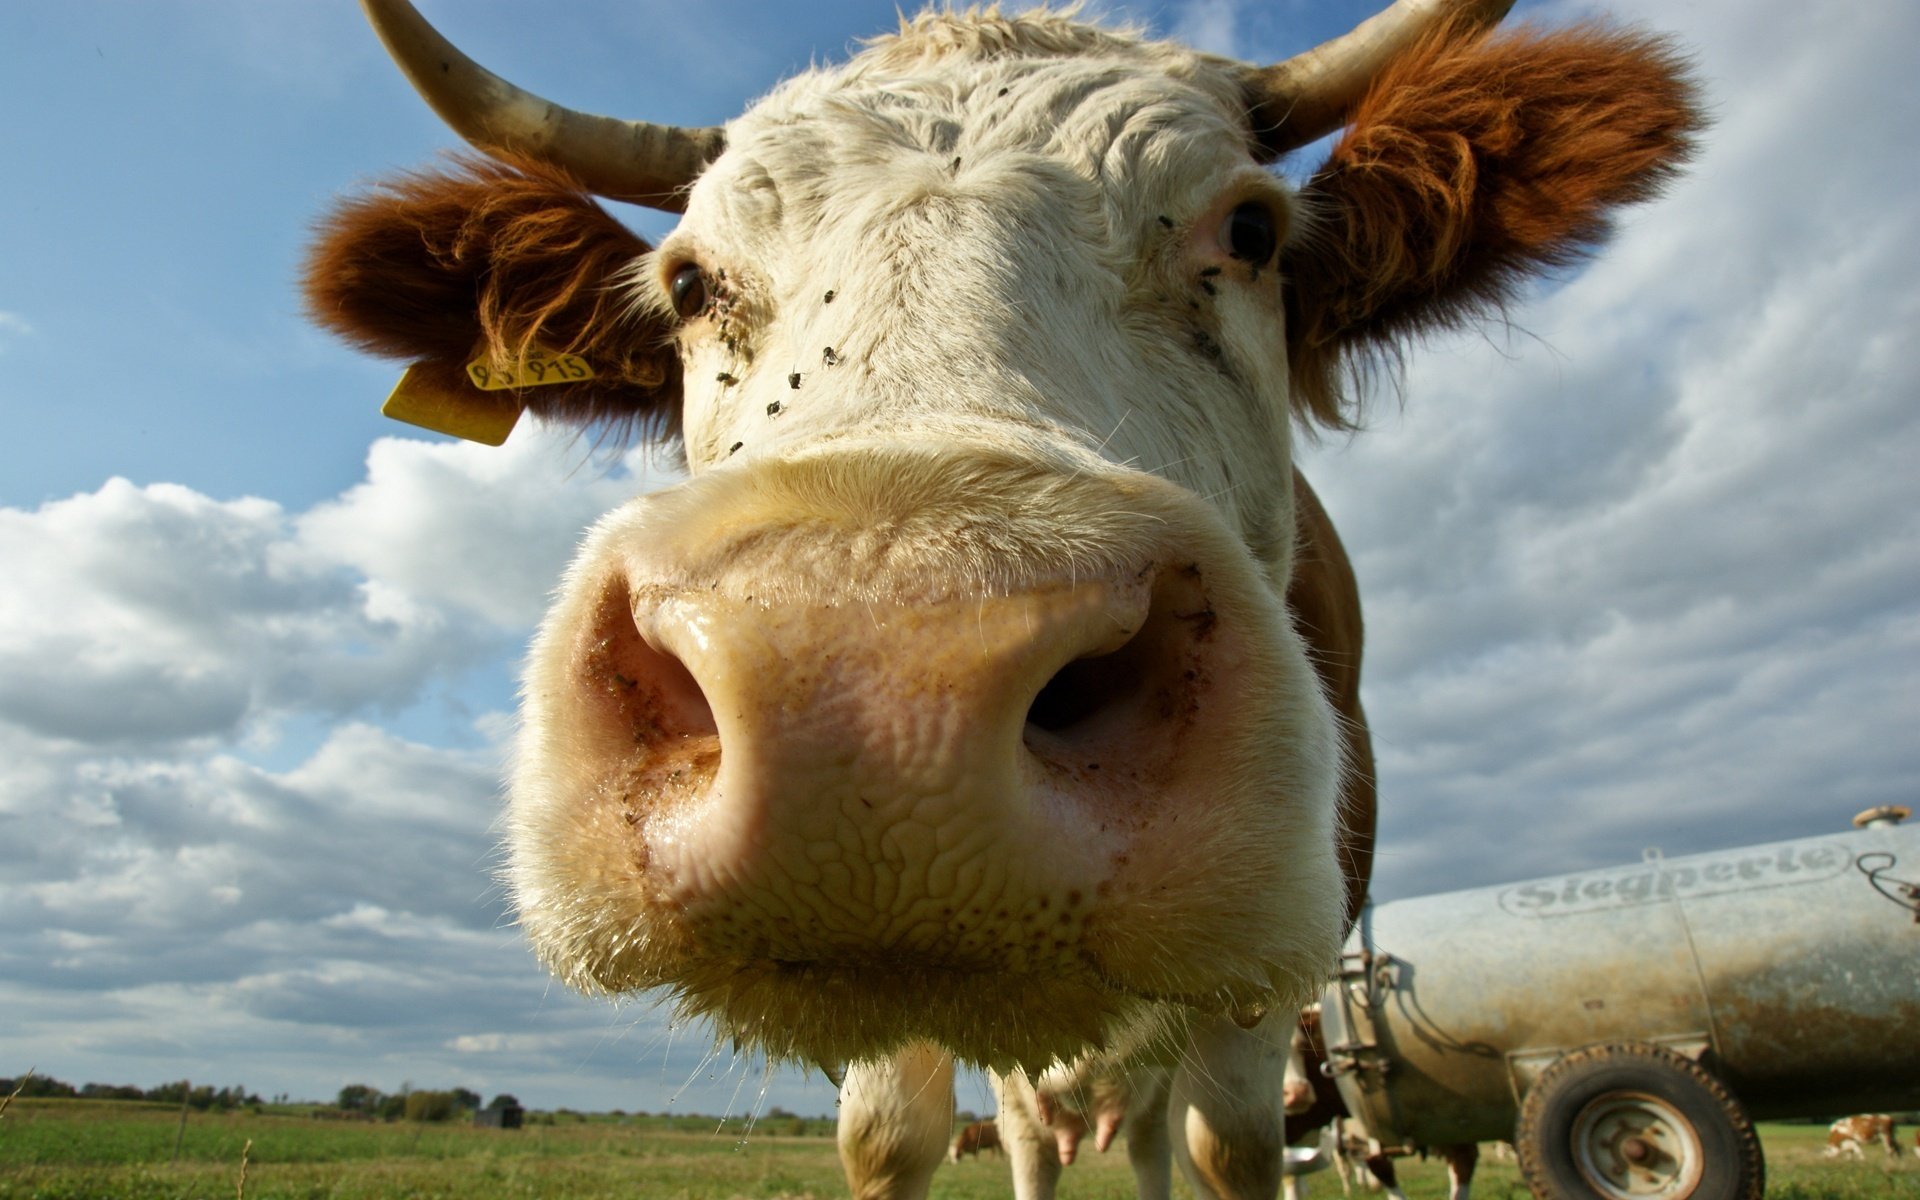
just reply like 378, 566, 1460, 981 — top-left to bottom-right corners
404, 1091, 457, 1123
955, 1109, 978, 1124
486, 1093, 521, 1111
376, 1092, 408, 1122
144, 1080, 187, 1105
450, 1087, 482, 1112
81, 1083, 146, 1101
336, 1084, 383, 1113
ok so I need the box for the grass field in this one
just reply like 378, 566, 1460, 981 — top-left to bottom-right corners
4, 1099, 1919, 1198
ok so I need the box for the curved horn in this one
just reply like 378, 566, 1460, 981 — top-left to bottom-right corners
361, 0, 725, 212
1242, 0, 1516, 157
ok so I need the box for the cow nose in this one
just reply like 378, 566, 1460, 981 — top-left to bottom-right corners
592, 566, 1211, 748
510, 447, 1346, 1059
591, 571, 1157, 758
574, 560, 1211, 903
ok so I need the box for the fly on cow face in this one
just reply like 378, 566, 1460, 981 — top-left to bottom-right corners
306, 0, 1700, 1070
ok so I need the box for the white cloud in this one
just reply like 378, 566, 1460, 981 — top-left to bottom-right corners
0, 424, 671, 751
292, 431, 664, 630
0, 478, 463, 747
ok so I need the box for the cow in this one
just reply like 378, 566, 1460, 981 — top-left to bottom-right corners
949, 1118, 1003, 1162
304, 0, 1699, 1196
1825, 1113, 1900, 1159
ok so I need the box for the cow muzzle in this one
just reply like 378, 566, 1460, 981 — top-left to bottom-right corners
509, 445, 1343, 1066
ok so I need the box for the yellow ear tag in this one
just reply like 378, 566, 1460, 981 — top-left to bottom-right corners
381, 365, 523, 446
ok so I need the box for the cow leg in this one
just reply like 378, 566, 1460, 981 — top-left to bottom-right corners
1441, 1143, 1478, 1200
1362, 1154, 1408, 1200
994, 1069, 1065, 1200
1170, 1012, 1291, 1200
1123, 1066, 1175, 1200
836, 1042, 954, 1200
1327, 1119, 1354, 1196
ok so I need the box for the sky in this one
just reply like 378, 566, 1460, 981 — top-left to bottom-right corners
1, 0, 1915, 1119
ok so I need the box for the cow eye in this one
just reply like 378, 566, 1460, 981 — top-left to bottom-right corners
668, 264, 708, 319
1221, 203, 1278, 266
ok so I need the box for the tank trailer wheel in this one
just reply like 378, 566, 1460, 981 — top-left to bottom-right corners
1514, 1042, 1763, 1200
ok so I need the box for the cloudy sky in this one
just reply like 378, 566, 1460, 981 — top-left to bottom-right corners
2, 0, 1914, 1117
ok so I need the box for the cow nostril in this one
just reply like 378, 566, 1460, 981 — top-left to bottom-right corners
1026, 641, 1144, 734
581, 578, 719, 742
1025, 567, 1211, 740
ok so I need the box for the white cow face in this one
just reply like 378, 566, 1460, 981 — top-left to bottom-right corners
508, 16, 1344, 1069
653, 28, 1302, 564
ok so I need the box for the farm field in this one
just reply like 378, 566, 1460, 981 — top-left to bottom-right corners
3, 1100, 1918, 1199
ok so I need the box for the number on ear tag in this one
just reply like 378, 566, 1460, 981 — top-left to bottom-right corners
465, 351, 596, 391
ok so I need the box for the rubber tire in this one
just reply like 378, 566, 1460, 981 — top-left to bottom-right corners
1514, 1042, 1763, 1200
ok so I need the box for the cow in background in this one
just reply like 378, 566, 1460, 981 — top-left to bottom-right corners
309, 1, 1700, 1197
949, 1119, 1002, 1162
1825, 1114, 1899, 1159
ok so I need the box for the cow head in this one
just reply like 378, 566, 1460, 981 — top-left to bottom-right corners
305, 0, 1698, 1071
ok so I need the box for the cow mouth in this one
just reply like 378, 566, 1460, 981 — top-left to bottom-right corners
656, 951, 1178, 1069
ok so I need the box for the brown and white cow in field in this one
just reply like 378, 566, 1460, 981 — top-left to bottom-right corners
1826, 1113, 1900, 1159
306, 0, 1697, 1195
949, 1118, 1003, 1161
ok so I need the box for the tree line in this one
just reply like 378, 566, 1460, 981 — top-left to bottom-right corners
3, 1074, 261, 1111
1, 1073, 522, 1123
333, 1084, 521, 1122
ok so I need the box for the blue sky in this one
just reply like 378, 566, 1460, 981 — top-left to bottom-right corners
2, 0, 1916, 1118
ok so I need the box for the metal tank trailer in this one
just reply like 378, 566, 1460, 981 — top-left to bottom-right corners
1318, 805, 1919, 1199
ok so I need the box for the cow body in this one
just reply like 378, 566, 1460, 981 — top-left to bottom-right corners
1826, 1113, 1899, 1159
949, 1118, 1003, 1161
308, 4, 1698, 1195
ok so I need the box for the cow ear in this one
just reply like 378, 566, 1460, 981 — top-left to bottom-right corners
1283, 20, 1703, 428
303, 155, 681, 442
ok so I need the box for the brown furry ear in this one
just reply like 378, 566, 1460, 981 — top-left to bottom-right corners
1284, 20, 1704, 428
303, 155, 680, 441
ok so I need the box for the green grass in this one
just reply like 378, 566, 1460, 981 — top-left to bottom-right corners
3, 1100, 1917, 1198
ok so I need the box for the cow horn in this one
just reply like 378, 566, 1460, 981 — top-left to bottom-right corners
1241, 0, 1516, 156
360, 0, 725, 212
